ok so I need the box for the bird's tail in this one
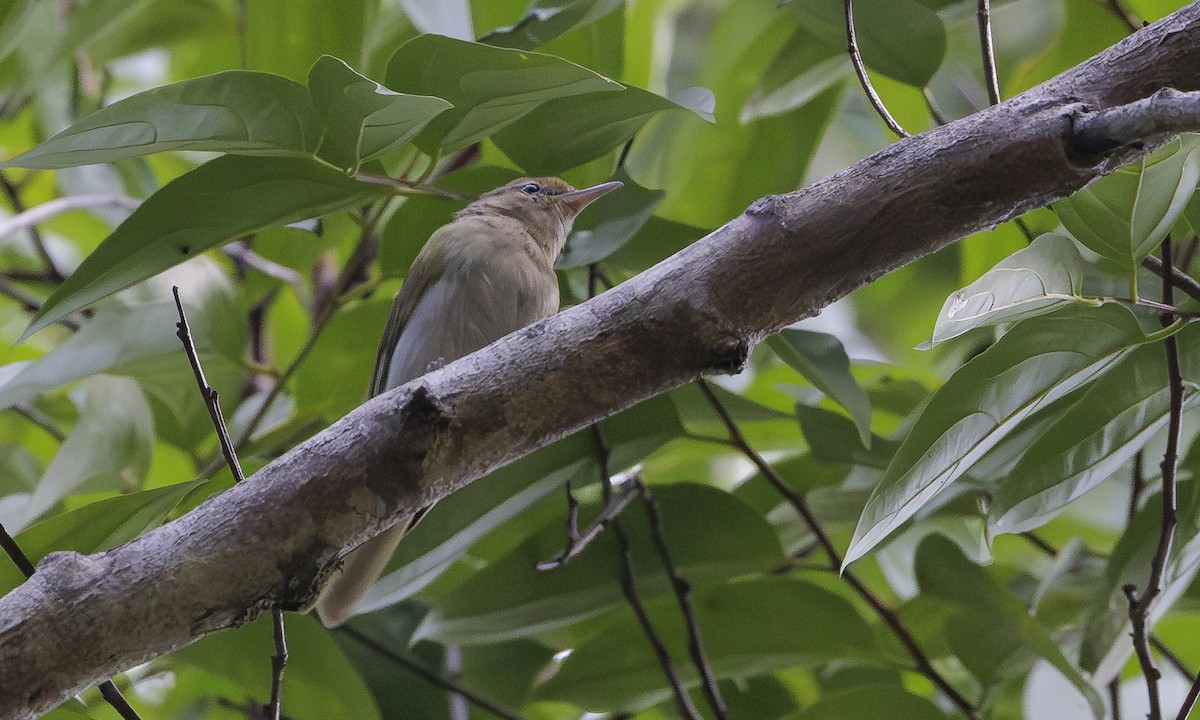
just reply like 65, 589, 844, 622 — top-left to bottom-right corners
315, 520, 413, 628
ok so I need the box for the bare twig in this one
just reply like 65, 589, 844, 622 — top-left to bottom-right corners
1129, 451, 1145, 522
339, 626, 525, 720
1127, 235, 1185, 720
695, 379, 979, 719
0, 275, 80, 330
536, 476, 639, 571
977, 0, 1001, 106
1143, 254, 1200, 306
844, 0, 907, 138
173, 289, 286, 720
1074, 89, 1200, 155
0, 172, 64, 282
636, 480, 728, 720
10, 403, 66, 442
1110, 678, 1123, 720
0, 521, 141, 719
1107, 0, 1142, 33
922, 87, 950, 126
353, 172, 473, 202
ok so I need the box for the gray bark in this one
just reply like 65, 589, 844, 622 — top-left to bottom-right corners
4, 5, 1200, 718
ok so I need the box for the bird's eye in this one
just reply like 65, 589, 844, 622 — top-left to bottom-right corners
521, 182, 540, 195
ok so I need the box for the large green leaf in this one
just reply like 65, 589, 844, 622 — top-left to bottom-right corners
915, 535, 1104, 719
245, 0, 370, 83
413, 483, 785, 645
2, 71, 322, 169
21, 155, 390, 341
769, 329, 873, 445
741, 25, 849, 123
384, 34, 622, 152
845, 305, 1171, 566
535, 577, 876, 712
1054, 135, 1200, 280
789, 686, 946, 720
784, 0, 947, 87
480, 0, 623, 50
929, 234, 1091, 346
990, 328, 1200, 533
0, 479, 210, 595
307, 55, 452, 173
493, 84, 713, 175
354, 394, 683, 614
174, 613, 380, 720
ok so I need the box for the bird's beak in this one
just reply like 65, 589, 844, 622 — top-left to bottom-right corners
560, 181, 623, 215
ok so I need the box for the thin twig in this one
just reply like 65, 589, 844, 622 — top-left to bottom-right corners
593, 424, 703, 720
174, 289, 286, 720
636, 480, 728, 720
1177, 236, 1199, 273
695, 379, 979, 719
351, 171, 474, 202
844, 0, 908, 138
1127, 235, 1185, 720
1143, 254, 1200, 306
10, 403, 66, 442
977, 0, 1001, 106
0, 275, 80, 330
1107, 0, 1142, 33
922, 87, 950, 126
1073, 89, 1200, 155
1152, 635, 1195, 682
339, 626, 525, 720
1110, 678, 1123, 720
0, 520, 142, 719
1129, 451, 1145, 522
537, 477, 639, 571
0, 172, 65, 282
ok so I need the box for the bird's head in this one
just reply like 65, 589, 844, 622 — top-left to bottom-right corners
459, 177, 622, 255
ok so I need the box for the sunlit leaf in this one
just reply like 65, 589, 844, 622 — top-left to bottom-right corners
2, 71, 322, 169
481, 0, 623, 50
384, 34, 622, 152
846, 305, 1169, 566
307, 55, 452, 173
929, 234, 1090, 346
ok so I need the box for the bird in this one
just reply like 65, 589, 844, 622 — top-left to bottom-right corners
315, 176, 622, 627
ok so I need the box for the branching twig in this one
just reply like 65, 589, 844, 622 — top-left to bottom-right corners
695, 379, 979, 719
536, 475, 639, 571
0, 275, 80, 330
1143, 254, 1200, 306
173, 289, 286, 720
635, 480, 728, 720
0, 172, 64, 283
1074, 89, 1200, 155
977, 0, 1001, 106
844, 0, 907, 138
0, 193, 140, 242
0, 520, 142, 719
339, 626, 525, 720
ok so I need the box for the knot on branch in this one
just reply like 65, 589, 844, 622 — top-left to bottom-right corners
36, 550, 106, 594
705, 333, 753, 375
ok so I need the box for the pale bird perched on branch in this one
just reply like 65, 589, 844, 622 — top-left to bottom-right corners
315, 176, 622, 627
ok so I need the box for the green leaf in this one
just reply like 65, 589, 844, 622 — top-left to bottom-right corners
741, 26, 849, 123
845, 305, 1168, 566
990, 328, 1200, 533
769, 329, 873, 445
1054, 135, 1200, 275
480, 0, 623, 50
21, 155, 389, 341
355, 395, 683, 614
384, 34, 623, 152
2, 71, 322, 169
492, 84, 713, 175
535, 577, 875, 712
784, 0, 947, 87
307, 55, 452, 174
795, 405, 896, 469
555, 170, 664, 269
0, 479, 210, 595
175, 613, 381, 720
791, 686, 946, 720
929, 233, 1090, 346
413, 483, 785, 645
245, 0, 371, 83
915, 535, 1104, 718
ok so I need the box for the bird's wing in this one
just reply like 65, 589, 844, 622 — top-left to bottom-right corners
370, 220, 558, 395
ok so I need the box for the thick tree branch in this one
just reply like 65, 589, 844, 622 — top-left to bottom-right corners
4, 6, 1200, 718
